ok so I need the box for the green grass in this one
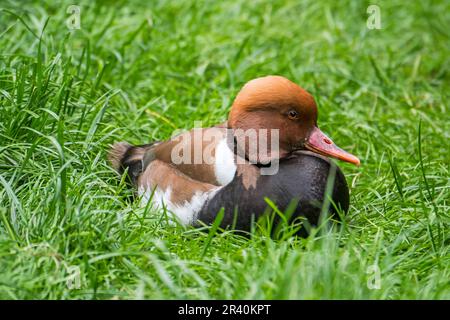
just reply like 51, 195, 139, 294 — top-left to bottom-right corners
0, 0, 449, 299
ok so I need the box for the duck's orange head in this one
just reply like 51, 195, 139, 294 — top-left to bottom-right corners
228, 75, 360, 165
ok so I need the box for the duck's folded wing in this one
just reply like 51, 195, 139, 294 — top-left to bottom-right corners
138, 159, 219, 225
149, 127, 234, 186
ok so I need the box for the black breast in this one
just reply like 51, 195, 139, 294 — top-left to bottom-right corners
196, 151, 349, 237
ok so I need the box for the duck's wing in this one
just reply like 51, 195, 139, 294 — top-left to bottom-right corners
137, 159, 219, 225
108, 124, 236, 189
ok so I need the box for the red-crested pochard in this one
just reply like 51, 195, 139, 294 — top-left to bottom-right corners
108, 76, 359, 232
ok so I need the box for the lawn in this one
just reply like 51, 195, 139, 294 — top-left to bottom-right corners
0, 0, 448, 299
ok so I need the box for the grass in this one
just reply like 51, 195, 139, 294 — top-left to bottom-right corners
0, 0, 449, 299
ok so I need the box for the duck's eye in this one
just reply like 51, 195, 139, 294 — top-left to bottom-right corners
287, 110, 299, 120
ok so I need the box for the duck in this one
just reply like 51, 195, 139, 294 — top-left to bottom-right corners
108, 75, 359, 234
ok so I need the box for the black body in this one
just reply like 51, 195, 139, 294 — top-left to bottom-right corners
196, 151, 349, 236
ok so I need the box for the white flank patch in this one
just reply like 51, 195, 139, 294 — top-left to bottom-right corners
138, 186, 220, 225
214, 138, 237, 186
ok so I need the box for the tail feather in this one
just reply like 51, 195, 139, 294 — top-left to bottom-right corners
108, 141, 157, 185
108, 142, 132, 172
